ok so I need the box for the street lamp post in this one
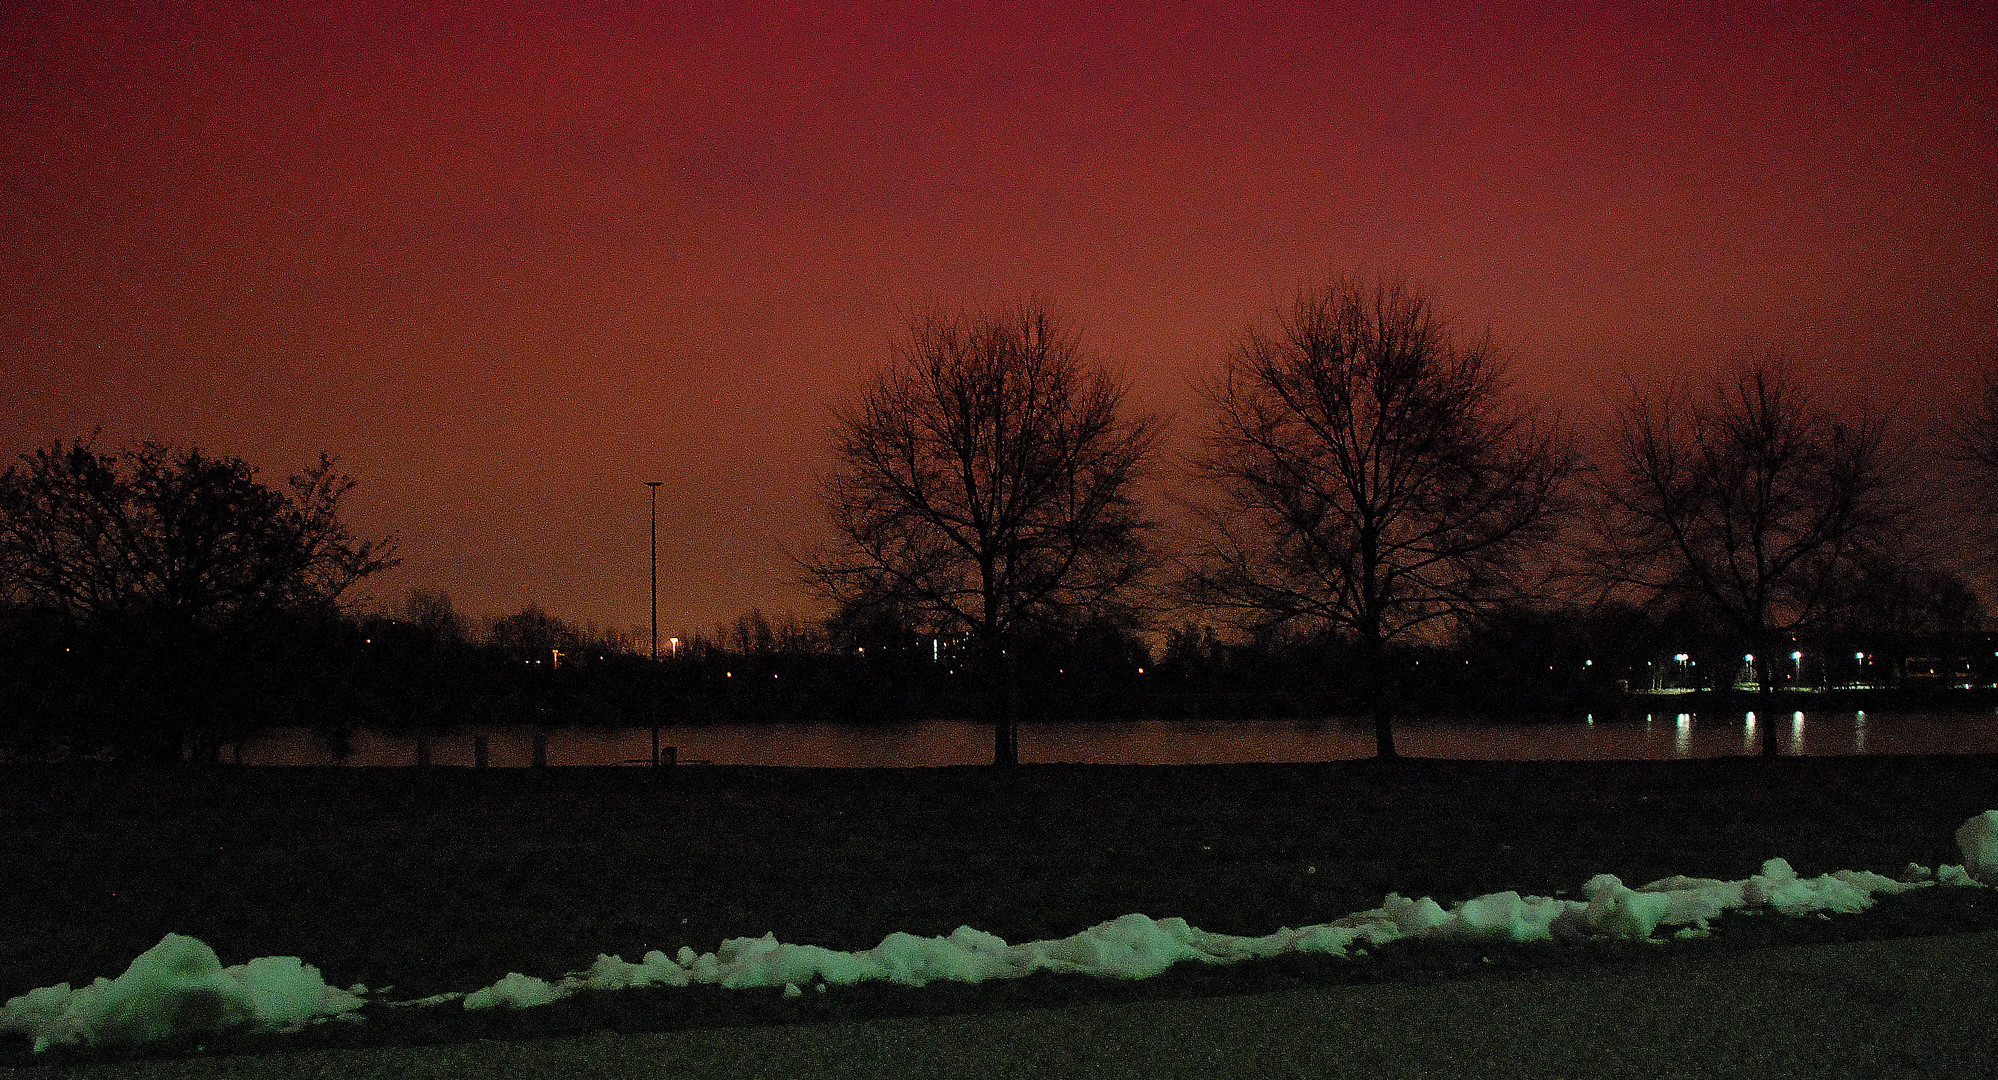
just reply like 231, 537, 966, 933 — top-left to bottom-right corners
645, 481, 663, 661
645, 480, 664, 770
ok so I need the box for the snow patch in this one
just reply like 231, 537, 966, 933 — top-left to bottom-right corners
1583, 875, 1674, 940
1955, 810, 1998, 883
462, 972, 566, 1010
7, 812, 1993, 1051
0, 935, 361, 1052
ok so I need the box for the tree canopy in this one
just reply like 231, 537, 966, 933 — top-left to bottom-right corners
1182, 277, 1576, 758
1589, 357, 1935, 750
0, 438, 397, 759
805, 302, 1158, 763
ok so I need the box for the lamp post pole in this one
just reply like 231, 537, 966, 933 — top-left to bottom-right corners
645, 481, 663, 662
646, 481, 664, 769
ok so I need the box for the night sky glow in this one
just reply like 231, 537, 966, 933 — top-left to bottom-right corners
4, 3, 1994, 637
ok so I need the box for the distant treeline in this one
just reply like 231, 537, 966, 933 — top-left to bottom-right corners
11, 283, 1998, 763
7, 589, 1988, 760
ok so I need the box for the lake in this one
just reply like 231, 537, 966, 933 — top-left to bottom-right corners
230, 707, 1998, 767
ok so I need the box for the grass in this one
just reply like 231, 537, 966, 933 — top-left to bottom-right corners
3, 755, 1997, 1062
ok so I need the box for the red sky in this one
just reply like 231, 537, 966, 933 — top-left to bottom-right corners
4, 1, 1995, 641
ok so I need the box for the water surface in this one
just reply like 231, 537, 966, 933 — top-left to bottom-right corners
231, 708, 1998, 767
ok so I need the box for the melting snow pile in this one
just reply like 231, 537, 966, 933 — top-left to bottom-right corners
1955, 809, 1998, 883
6, 812, 1995, 1051
450, 856, 1939, 1009
0, 934, 362, 1053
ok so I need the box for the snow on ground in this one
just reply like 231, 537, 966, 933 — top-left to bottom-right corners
1955, 810, 1998, 882
0, 935, 363, 1053
5, 814, 1994, 1052
452, 855, 1948, 1009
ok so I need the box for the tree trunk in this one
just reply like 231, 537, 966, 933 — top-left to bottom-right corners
993, 715, 1018, 767
987, 637, 1019, 767
1758, 647, 1780, 759
1361, 635, 1397, 761
1373, 705, 1397, 761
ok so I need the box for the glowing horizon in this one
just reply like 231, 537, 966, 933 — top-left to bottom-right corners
4, 2, 1993, 634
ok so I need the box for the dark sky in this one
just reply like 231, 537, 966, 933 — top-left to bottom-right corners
5, 2, 1995, 640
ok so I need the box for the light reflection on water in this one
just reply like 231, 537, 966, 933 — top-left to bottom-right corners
231, 709, 1998, 767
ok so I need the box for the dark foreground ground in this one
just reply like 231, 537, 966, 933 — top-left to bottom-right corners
3, 755, 1997, 1065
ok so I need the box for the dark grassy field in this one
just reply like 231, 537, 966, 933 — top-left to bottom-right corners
4, 755, 1997, 1061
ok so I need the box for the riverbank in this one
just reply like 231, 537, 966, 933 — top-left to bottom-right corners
1623, 684, 1998, 709
4, 756, 1996, 1062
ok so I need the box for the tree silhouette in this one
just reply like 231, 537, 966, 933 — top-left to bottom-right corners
1591, 356, 1917, 753
0, 438, 397, 759
1948, 355, 1998, 561
805, 302, 1158, 765
1183, 277, 1575, 760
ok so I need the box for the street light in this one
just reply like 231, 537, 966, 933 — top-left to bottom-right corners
645, 481, 663, 662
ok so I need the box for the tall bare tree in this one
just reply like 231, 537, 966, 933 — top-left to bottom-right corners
1183, 278, 1575, 759
1592, 357, 1912, 754
805, 302, 1158, 765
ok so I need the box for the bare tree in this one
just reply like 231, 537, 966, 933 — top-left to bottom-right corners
1952, 358, 1998, 480
487, 604, 583, 661
0, 437, 397, 759
0, 439, 395, 626
1592, 357, 1913, 754
1948, 356, 1998, 544
805, 302, 1159, 765
402, 589, 470, 648
1183, 278, 1575, 759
